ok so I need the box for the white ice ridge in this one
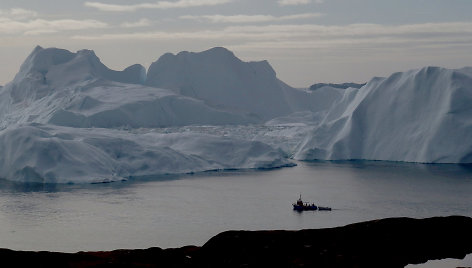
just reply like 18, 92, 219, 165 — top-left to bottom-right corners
0, 46, 471, 183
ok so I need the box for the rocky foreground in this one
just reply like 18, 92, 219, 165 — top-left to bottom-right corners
1, 216, 471, 268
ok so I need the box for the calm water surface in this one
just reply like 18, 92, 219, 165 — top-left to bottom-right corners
0, 161, 471, 255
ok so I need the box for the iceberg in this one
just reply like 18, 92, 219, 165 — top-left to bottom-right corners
0, 124, 292, 183
295, 66, 472, 163
0, 46, 296, 183
145, 47, 339, 120
0, 46, 259, 129
0, 45, 471, 183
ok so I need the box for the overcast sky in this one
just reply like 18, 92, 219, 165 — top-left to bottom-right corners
1, 0, 471, 87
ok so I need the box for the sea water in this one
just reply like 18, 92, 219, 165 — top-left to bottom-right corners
0, 161, 471, 263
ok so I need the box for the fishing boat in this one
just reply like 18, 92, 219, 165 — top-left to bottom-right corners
292, 195, 332, 211
292, 194, 317, 211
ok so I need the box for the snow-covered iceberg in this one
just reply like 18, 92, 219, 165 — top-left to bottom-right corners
0, 46, 297, 183
145, 47, 339, 120
1, 45, 471, 183
295, 66, 472, 163
0, 46, 256, 129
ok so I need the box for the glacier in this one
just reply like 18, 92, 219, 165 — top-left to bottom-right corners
0, 46, 471, 183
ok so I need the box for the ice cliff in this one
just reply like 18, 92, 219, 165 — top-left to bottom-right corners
0, 124, 291, 183
295, 66, 472, 163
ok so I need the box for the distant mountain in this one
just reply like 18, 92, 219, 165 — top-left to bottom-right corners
295, 66, 472, 163
309, 82, 366, 91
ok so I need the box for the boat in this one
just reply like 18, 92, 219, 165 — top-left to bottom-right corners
292, 195, 332, 211
292, 194, 317, 211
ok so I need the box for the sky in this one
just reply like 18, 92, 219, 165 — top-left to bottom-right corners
0, 0, 472, 87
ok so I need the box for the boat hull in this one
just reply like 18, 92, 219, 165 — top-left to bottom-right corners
293, 204, 317, 211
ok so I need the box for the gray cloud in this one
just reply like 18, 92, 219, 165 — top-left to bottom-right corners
72, 22, 472, 40
0, 8, 38, 20
0, 18, 108, 35
121, 19, 152, 28
278, 0, 312, 6
0, 8, 107, 35
84, 0, 232, 12
71, 22, 472, 58
180, 13, 323, 23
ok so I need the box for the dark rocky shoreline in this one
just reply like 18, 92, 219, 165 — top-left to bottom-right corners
1, 216, 471, 267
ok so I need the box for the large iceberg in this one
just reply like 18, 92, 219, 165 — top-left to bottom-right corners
0, 45, 471, 183
295, 66, 472, 163
145, 47, 339, 120
0, 124, 292, 183
0, 46, 299, 183
0, 46, 256, 129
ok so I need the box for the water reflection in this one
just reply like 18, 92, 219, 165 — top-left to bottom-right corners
0, 179, 61, 193
0, 172, 191, 194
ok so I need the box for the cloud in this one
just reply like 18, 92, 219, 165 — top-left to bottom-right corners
84, 0, 232, 12
0, 7, 108, 35
9, 8, 38, 19
278, 0, 312, 6
229, 36, 472, 51
0, 8, 38, 19
72, 22, 472, 40
121, 18, 152, 28
71, 22, 472, 53
180, 13, 323, 23
219, 22, 472, 38
0, 18, 108, 35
